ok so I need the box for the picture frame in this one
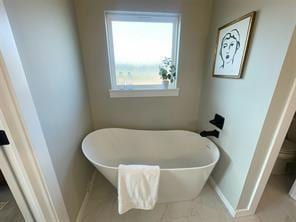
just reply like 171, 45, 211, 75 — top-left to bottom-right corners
212, 11, 256, 79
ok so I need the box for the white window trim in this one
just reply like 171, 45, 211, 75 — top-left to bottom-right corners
109, 88, 180, 98
104, 10, 181, 97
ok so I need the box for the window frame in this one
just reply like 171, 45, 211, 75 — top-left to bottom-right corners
105, 11, 181, 96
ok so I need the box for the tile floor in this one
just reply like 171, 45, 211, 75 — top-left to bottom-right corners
0, 185, 24, 222
256, 174, 296, 222
81, 173, 296, 222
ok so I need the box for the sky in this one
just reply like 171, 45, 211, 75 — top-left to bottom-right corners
112, 21, 173, 65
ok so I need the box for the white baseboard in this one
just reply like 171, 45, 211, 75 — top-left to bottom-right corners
235, 208, 252, 217
208, 177, 237, 217
208, 177, 254, 218
76, 170, 97, 222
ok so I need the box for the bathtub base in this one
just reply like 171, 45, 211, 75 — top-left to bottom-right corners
94, 163, 215, 203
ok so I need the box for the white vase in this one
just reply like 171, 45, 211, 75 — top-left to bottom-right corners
162, 80, 169, 89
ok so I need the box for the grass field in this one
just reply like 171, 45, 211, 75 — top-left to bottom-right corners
115, 64, 162, 85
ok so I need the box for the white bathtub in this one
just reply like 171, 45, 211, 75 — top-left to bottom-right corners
82, 128, 219, 203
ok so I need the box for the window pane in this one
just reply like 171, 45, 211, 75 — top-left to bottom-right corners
111, 21, 173, 86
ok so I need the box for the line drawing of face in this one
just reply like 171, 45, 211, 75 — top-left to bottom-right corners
219, 29, 240, 68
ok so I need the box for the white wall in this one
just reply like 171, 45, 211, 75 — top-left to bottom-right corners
3, 0, 94, 220
198, 0, 296, 209
74, 0, 213, 131
237, 28, 296, 210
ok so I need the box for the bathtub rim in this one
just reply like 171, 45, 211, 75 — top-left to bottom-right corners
82, 128, 220, 171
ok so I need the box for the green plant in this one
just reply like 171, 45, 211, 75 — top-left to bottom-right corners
159, 57, 176, 83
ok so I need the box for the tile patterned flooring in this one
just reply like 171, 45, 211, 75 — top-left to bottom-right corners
81, 173, 296, 222
0, 185, 24, 222
255, 174, 296, 222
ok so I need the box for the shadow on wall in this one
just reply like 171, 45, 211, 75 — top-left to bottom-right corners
212, 147, 231, 184
101, 119, 201, 132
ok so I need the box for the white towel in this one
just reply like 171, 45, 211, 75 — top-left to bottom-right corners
118, 164, 160, 214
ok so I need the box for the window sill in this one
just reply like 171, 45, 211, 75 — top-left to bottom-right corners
109, 88, 180, 98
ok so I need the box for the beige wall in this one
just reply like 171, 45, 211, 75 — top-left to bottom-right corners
74, 0, 213, 131
198, 0, 296, 209
3, 0, 94, 220
237, 28, 296, 209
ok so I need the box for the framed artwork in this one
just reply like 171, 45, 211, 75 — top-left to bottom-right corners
213, 11, 256, 78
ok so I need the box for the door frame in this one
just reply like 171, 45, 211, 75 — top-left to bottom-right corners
0, 1, 69, 221
0, 110, 35, 221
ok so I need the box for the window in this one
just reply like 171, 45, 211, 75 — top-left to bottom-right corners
105, 11, 181, 97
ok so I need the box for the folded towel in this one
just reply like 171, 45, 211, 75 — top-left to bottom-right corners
118, 164, 160, 214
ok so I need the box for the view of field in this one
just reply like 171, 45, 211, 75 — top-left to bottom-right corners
111, 21, 173, 87
115, 64, 162, 86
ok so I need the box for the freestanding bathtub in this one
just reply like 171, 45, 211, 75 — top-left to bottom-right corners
82, 128, 220, 203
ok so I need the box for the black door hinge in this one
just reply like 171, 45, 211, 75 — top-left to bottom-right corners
0, 130, 10, 146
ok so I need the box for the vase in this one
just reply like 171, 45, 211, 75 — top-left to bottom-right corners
162, 80, 169, 89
